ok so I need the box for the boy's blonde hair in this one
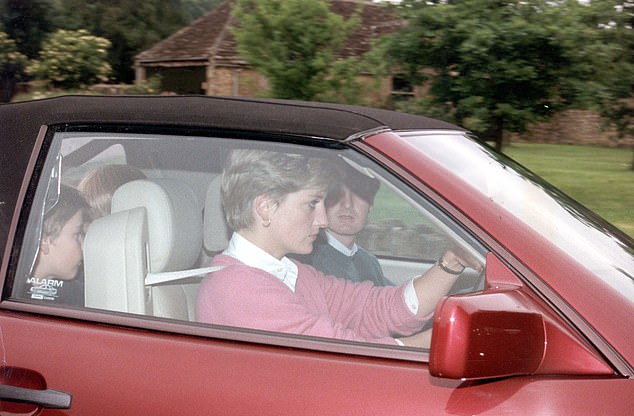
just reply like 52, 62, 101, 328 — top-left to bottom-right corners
78, 164, 146, 219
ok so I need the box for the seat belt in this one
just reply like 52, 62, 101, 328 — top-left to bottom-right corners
145, 266, 226, 286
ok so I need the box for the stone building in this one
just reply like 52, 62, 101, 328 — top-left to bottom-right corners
134, 0, 407, 105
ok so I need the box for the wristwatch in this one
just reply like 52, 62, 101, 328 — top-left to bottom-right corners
437, 256, 465, 275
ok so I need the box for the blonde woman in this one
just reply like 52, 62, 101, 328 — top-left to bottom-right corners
197, 149, 474, 347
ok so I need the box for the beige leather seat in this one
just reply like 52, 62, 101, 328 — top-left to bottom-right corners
203, 174, 231, 255
203, 175, 230, 254
84, 178, 203, 320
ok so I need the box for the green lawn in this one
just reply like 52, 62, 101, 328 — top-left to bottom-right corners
504, 142, 634, 239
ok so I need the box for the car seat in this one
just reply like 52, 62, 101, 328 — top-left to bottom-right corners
84, 178, 203, 320
203, 174, 231, 255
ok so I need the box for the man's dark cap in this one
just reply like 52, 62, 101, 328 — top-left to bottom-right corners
326, 164, 380, 206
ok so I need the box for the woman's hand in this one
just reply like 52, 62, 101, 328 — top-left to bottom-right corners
444, 247, 483, 273
412, 249, 481, 318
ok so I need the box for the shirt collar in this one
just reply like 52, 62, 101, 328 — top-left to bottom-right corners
223, 232, 299, 292
325, 230, 358, 257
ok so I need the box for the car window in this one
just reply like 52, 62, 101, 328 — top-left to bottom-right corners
402, 131, 634, 299
364, 185, 452, 267
63, 142, 127, 187
9, 126, 486, 354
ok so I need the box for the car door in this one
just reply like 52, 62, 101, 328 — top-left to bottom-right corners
1, 98, 632, 415
1, 121, 480, 415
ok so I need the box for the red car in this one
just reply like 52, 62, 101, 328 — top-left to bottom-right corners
1, 95, 632, 415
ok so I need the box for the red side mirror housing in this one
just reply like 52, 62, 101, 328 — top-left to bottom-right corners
429, 254, 615, 380
429, 288, 546, 379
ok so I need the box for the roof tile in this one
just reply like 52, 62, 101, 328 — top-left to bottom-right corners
135, 0, 401, 66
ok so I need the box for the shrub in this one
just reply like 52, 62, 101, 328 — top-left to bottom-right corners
0, 32, 28, 102
0, 32, 28, 77
27, 29, 112, 89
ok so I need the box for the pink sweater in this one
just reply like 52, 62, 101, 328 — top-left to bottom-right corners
196, 254, 427, 345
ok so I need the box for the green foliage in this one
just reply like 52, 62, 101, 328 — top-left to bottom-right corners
0, 0, 52, 58
124, 74, 163, 95
0, 31, 28, 102
571, 0, 634, 141
180, 0, 224, 21
386, 0, 633, 148
27, 29, 112, 89
49, 0, 190, 83
0, 31, 28, 77
232, 0, 362, 102
389, 1, 564, 137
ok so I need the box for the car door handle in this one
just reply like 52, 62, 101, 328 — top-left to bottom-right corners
0, 384, 72, 409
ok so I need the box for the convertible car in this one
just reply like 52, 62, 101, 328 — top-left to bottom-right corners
0, 95, 632, 415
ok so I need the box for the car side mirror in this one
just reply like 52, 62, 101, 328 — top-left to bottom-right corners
429, 288, 546, 379
428, 254, 614, 380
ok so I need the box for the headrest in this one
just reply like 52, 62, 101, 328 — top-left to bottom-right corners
203, 175, 230, 252
112, 179, 202, 272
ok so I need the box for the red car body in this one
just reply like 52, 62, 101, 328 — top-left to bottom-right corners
0, 96, 632, 415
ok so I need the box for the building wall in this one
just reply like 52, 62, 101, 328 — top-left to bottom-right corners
207, 66, 268, 97
511, 109, 633, 148
208, 65, 393, 106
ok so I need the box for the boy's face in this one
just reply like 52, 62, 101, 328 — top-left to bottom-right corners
38, 211, 85, 280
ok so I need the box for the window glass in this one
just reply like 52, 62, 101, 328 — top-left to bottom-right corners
363, 185, 452, 263
403, 131, 634, 299
12, 128, 486, 351
63, 142, 127, 187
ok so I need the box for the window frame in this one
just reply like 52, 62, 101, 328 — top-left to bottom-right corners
2, 122, 492, 363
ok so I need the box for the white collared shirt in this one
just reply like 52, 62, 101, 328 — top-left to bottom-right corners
223, 232, 299, 292
324, 230, 358, 256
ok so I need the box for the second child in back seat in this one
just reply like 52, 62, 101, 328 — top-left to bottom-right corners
78, 164, 146, 220
196, 149, 479, 348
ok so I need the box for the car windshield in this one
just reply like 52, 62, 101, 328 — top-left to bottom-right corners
400, 131, 634, 298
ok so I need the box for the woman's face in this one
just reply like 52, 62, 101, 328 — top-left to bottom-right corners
265, 187, 328, 259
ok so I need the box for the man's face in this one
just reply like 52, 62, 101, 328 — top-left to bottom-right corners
326, 185, 370, 243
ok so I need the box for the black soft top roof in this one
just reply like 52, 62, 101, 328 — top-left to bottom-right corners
2, 94, 462, 140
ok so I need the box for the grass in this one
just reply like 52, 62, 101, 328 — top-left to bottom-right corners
504, 142, 634, 239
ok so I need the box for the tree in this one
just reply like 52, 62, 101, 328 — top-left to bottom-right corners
0, 0, 52, 58
49, 0, 190, 83
27, 29, 111, 89
231, 0, 362, 102
574, 0, 634, 170
181, 0, 224, 22
385, 0, 627, 151
0, 31, 28, 102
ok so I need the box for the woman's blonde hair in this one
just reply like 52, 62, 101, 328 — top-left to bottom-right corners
221, 149, 340, 231
78, 164, 146, 219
